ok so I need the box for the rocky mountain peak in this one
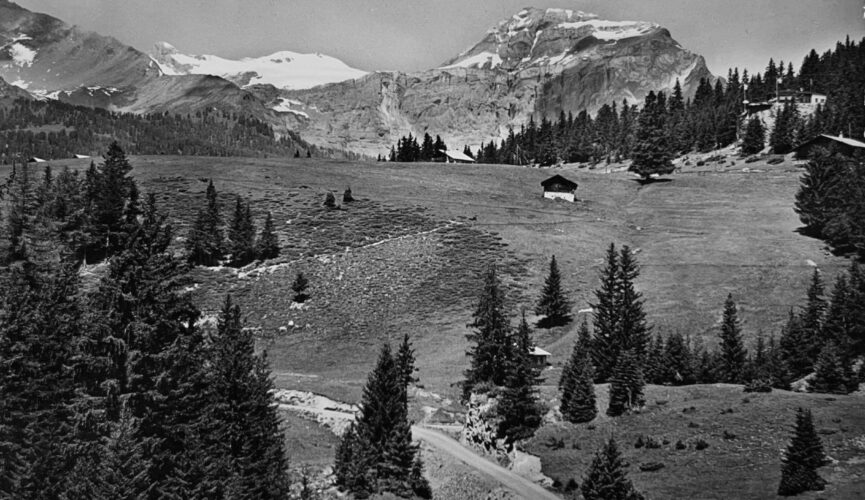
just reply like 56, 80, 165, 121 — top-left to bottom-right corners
442, 7, 664, 71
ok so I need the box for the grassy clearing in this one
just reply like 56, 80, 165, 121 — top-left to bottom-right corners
527, 384, 865, 499
27, 154, 847, 402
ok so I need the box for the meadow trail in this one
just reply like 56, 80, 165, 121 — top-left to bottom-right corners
411, 426, 561, 500
276, 390, 560, 499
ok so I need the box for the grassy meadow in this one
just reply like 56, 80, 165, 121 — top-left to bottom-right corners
20, 154, 863, 497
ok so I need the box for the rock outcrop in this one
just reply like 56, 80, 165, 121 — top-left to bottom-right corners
282, 7, 716, 156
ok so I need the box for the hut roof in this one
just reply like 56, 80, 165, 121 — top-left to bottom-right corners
540, 174, 578, 190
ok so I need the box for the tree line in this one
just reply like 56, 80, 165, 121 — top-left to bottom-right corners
794, 148, 865, 260
387, 36, 865, 171
383, 132, 448, 162
0, 147, 291, 497
0, 97, 310, 161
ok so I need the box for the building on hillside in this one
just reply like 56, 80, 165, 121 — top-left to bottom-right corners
27, 157, 47, 163
541, 174, 578, 202
770, 90, 828, 105
793, 133, 865, 159
528, 346, 551, 368
441, 149, 476, 164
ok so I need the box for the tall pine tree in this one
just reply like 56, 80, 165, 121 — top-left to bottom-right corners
535, 255, 572, 327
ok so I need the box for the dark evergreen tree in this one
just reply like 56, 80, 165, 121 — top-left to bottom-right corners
334, 343, 429, 498
0, 263, 83, 497
800, 269, 827, 366
559, 321, 597, 423
718, 294, 747, 383
629, 91, 675, 180
227, 196, 256, 267
607, 349, 644, 417
292, 272, 309, 302
395, 333, 418, 408
581, 437, 645, 500
616, 246, 650, 358
255, 211, 280, 260
496, 314, 543, 442
463, 265, 512, 398
201, 295, 290, 497
778, 408, 827, 496
591, 244, 620, 381
535, 254, 572, 327
741, 116, 766, 155
185, 180, 225, 266
644, 333, 666, 384
663, 332, 694, 385
810, 341, 854, 394
780, 309, 812, 379
89, 141, 136, 259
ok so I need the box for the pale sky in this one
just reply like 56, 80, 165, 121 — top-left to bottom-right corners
16, 0, 865, 76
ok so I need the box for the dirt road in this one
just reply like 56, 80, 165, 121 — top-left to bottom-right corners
411, 426, 560, 500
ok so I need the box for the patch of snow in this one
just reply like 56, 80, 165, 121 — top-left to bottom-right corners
151, 42, 368, 90
557, 19, 657, 41
9, 43, 36, 67
10, 79, 29, 89
271, 97, 309, 118
441, 51, 503, 70
806, 259, 817, 267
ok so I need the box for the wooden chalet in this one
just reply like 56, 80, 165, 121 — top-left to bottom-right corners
541, 174, 578, 202
793, 134, 865, 159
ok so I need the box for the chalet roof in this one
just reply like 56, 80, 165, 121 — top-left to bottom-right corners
27, 157, 47, 163
794, 133, 865, 151
540, 174, 578, 190
529, 346, 551, 357
442, 149, 476, 162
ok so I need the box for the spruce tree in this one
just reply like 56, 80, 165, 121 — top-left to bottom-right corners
741, 116, 766, 155
718, 294, 747, 383
90, 141, 136, 258
607, 349, 644, 417
581, 437, 645, 500
644, 333, 666, 384
227, 196, 257, 267
559, 327, 597, 423
778, 408, 827, 496
497, 311, 543, 442
334, 343, 429, 497
255, 211, 280, 260
463, 265, 512, 398
292, 271, 309, 302
780, 309, 812, 379
395, 333, 418, 409
591, 244, 620, 381
616, 246, 650, 358
202, 295, 290, 497
185, 180, 224, 266
663, 332, 694, 385
0, 263, 82, 497
629, 91, 675, 180
810, 341, 854, 394
535, 255, 572, 327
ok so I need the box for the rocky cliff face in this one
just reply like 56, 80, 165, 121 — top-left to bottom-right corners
282, 7, 715, 157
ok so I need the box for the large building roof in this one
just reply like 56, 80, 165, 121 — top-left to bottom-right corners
442, 149, 476, 162
541, 174, 578, 190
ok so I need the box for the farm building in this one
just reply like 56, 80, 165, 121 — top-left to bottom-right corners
541, 174, 578, 202
772, 90, 828, 105
441, 149, 476, 164
793, 134, 865, 159
528, 346, 551, 368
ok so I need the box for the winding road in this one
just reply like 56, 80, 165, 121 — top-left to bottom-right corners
410, 426, 560, 500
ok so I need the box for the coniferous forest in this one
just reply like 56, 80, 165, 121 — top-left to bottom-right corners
387, 37, 865, 171
0, 144, 293, 498
0, 98, 313, 161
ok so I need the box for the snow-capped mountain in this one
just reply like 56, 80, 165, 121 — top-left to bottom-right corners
281, 7, 716, 156
149, 42, 368, 90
